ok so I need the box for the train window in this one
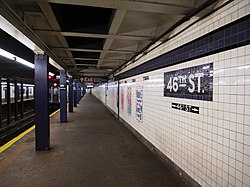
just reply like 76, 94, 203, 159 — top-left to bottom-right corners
17, 83, 21, 102
23, 87, 26, 99
1, 80, 3, 102
28, 87, 34, 99
10, 82, 15, 103
1, 81, 7, 103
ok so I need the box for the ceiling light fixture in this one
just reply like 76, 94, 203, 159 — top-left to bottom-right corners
0, 48, 35, 69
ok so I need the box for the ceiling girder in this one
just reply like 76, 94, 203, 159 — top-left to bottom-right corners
37, 1, 75, 66
47, 0, 192, 14
33, 29, 153, 41
98, 9, 127, 68
1, 0, 214, 79
52, 47, 136, 54
60, 57, 125, 62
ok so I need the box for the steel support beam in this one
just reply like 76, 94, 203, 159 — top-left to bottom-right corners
60, 70, 67, 122
47, 0, 191, 14
52, 47, 135, 54
34, 30, 152, 41
76, 81, 80, 104
35, 54, 50, 151
73, 80, 77, 107
68, 78, 73, 112
98, 10, 126, 67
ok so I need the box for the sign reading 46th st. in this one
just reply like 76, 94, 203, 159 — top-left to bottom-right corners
164, 63, 213, 101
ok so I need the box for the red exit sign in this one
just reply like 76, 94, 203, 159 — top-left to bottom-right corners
84, 77, 93, 82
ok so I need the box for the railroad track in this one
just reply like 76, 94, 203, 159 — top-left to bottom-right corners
0, 103, 60, 146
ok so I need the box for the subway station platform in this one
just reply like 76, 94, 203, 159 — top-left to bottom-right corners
0, 94, 186, 187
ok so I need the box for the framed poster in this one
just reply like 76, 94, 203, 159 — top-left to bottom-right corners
164, 63, 213, 101
127, 86, 132, 115
136, 86, 143, 122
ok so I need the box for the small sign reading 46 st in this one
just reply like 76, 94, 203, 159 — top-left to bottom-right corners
172, 102, 199, 114
164, 63, 213, 101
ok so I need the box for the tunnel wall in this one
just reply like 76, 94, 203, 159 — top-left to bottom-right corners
93, 0, 250, 186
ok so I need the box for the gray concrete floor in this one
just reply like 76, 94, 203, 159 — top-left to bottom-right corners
0, 94, 187, 187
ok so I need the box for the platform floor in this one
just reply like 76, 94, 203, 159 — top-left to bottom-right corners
0, 94, 187, 187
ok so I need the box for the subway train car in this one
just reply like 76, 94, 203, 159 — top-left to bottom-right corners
1, 82, 34, 103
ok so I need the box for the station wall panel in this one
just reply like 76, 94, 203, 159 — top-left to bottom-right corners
93, 1, 250, 186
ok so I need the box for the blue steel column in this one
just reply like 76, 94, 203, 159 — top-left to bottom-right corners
76, 81, 80, 104
76, 80, 79, 104
73, 80, 77, 107
60, 70, 67, 122
35, 54, 50, 151
68, 78, 73, 112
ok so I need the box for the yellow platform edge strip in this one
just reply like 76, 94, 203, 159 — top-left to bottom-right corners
0, 109, 60, 153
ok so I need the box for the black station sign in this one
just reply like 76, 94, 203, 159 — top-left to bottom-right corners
172, 102, 199, 114
164, 63, 213, 101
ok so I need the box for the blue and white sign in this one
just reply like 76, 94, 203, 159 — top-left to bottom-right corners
164, 63, 213, 101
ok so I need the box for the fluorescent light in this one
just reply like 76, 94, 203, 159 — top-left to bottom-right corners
49, 72, 55, 76
0, 15, 65, 71
16, 56, 34, 68
0, 48, 14, 60
0, 48, 34, 69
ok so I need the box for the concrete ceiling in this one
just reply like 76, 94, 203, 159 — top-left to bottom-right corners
0, 0, 218, 78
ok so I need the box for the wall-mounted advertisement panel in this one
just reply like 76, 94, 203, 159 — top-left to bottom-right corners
127, 86, 132, 115
136, 86, 143, 122
164, 63, 213, 101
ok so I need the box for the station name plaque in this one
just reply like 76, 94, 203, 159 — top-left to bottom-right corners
164, 63, 213, 101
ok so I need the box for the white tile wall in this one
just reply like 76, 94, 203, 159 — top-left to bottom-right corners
93, 0, 250, 186
107, 81, 118, 114
92, 83, 106, 104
